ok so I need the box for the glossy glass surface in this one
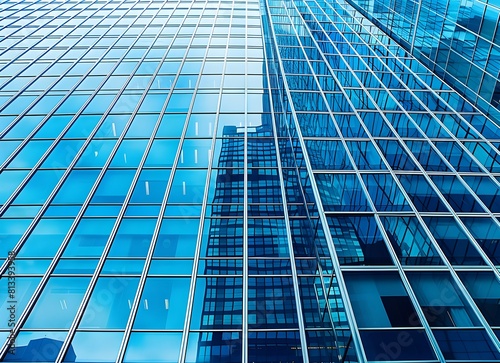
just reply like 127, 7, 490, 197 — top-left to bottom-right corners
1, 0, 499, 361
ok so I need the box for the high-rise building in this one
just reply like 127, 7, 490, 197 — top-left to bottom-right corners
1, 0, 500, 362
348, 0, 500, 122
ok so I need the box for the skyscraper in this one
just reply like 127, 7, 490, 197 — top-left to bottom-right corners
0, 0, 500, 362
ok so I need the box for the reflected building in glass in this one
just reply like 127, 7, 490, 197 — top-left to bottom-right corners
348, 0, 500, 122
1, 0, 500, 362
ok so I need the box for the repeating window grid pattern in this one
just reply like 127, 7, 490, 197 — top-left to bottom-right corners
63, 2, 214, 362
0, 2, 168, 215
268, 0, 500, 362
0, 0, 500, 363
264, 2, 364, 362
295, 0, 500, 274
263, 6, 362, 361
0, 0, 308, 363
1, 0, 187, 359
348, 0, 500, 124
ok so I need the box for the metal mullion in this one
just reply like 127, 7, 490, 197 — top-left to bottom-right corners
264, 0, 366, 361
112, 3, 219, 362
0, 0, 164, 282
275, 0, 383, 183
342, 1, 500, 153
0, 0, 163, 285
324, 0, 500, 350
0, 0, 92, 73
0, 0, 90, 59
0, 0, 151, 219
0, 0, 134, 136
284, 0, 382, 227
261, 21, 309, 363
0, 2, 167, 357
0, 0, 19, 14
317, 0, 500, 339
298, 0, 500, 279
0, 0, 63, 34
242, 1, 249, 361
292, 3, 444, 352
177, 1, 227, 361
55, 5, 193, 362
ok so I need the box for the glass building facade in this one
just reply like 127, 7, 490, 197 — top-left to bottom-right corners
348, 0, 500, 123
0, 0, 500, 362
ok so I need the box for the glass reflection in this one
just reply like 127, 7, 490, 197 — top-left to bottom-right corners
327, 215, 393, 265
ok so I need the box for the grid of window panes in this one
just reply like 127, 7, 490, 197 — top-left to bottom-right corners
0, 0, 329, 361
264, 0, 500, 361
2, 0, 500, 362
347, 0, 500, 125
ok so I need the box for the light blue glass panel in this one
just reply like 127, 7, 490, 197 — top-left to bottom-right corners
64, 115, 102, 138
65, 331, 123, 363
0, 140, 22, 166
148, 259, 193, 275
79, 277, 139, 329
91, 169, 136, 204
133, 277, 190, 329
54, 259, 99, 274
138, 94, 167, 113
4, 331, 68, 362
14, 169, 65, 205
5, 116, 44, 138
23, 277, 91, 328
156, 113, 187, 137
179, 139, 212, 168
153, 218, 200, 258
76, 140, 117, 167
28, 95, 64, 115
167, 169, 207, 204
109, 139, 148, 167
95, 114, 130, 138
17, 218, 73, 258
63, 218, 116, 257
143, 139, 179, 167
82, 94, 116, 114
42, 140, 85, 168
123, 333, 182, 363
0, 170, 29, 205
165, 93, 192, 113
185, 114, 216, 137
0, 277, 41, 329
125, 114, 158, 138
129, 169, 170, 204
56, 94, 90, 115
108, 218, 156, 258
52, 170, 100, 204
8, 140, 52, 168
